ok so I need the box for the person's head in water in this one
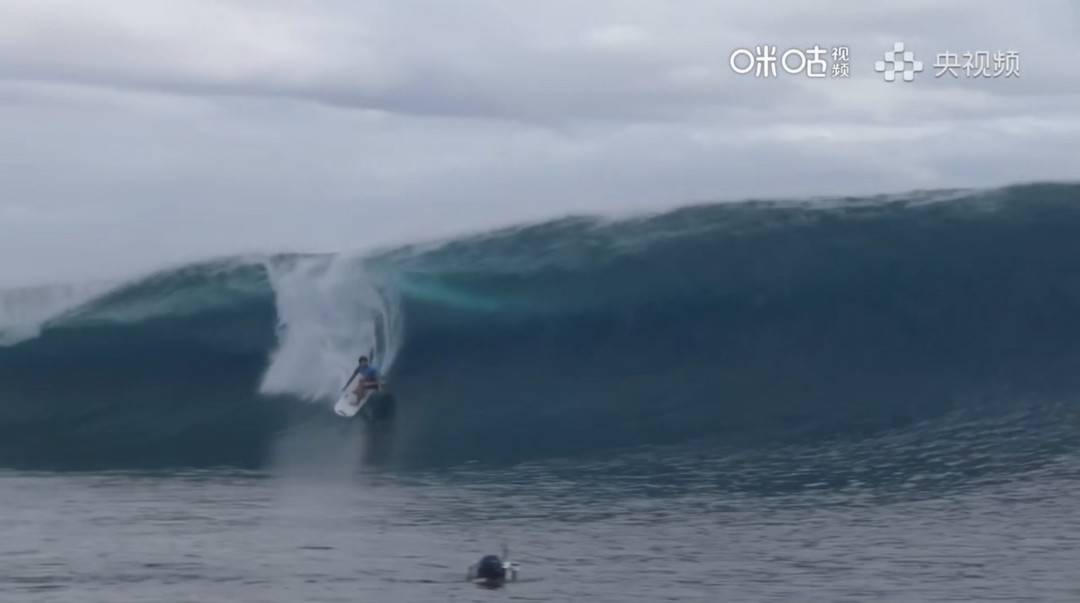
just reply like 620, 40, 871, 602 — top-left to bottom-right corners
475, 555, 506, 582
357, 355, 369, 367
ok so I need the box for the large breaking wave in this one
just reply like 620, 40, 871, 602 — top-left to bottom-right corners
2, 182, 1080, 472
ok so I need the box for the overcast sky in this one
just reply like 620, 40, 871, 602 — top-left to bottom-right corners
1, 0, 1078, 286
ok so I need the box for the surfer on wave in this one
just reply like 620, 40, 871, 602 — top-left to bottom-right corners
335, 352, 395, 422
343, 355, 380, 399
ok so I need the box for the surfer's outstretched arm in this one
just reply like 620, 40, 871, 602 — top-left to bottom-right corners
341, 367, 361, 392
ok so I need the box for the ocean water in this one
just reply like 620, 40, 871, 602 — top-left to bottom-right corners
2, 182, 1080, 600
3, 455, 1080, 602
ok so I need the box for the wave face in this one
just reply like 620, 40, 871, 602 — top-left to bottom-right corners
2, 182, 1080, 471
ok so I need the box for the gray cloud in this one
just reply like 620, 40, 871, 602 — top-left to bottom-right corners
1, 0, 1078, 285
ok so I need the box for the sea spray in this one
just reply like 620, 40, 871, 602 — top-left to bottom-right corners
258, 254, 402, 402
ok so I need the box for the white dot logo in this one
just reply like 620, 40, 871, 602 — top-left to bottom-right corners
874, 42, 923, 82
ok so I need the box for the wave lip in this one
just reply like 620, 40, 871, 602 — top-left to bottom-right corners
1, 182, 1080, 471
0, 282, 116, 346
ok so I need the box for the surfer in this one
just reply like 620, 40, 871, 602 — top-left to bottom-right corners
343, 355, 380, 399
335, 353, 395, 421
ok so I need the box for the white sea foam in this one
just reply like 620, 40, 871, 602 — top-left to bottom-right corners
258, 254, 401, 403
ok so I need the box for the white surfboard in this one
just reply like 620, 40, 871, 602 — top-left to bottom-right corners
334, 390, 374, 418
